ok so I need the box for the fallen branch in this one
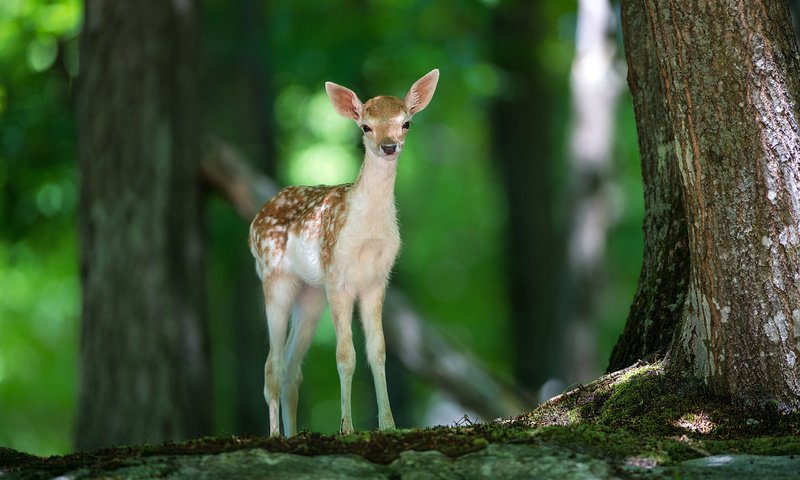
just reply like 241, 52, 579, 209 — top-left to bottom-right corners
201, 138, 531, 420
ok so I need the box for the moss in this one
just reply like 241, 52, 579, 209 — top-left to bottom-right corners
515, 359, 800, 465
534, 424, 696, 465
5, 359, 800, 477
0, 447, 41, 469
595, 364, 688, 434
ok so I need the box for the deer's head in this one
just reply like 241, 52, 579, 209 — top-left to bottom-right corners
325, 69, 439, 159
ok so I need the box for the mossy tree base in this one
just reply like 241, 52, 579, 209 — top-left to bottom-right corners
4, 361, 800, 479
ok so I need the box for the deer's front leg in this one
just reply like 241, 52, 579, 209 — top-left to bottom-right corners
327, 288, 356, 434
359, 285, 395, 430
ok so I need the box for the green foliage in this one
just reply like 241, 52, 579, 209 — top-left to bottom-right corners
0, 0, 81, 456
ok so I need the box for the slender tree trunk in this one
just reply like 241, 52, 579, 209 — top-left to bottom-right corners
76, 0, 211, 450
490, 0, 563, 392
561, 0, 624, 384
230, 0, 276, 435
617, 0, 800, 410
237, 0, 276, 177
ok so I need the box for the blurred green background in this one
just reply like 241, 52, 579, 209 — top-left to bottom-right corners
0, 0, 642, 455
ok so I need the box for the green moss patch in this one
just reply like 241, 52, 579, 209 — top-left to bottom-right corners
5, 359, 800, 477
520, 359, 800, 464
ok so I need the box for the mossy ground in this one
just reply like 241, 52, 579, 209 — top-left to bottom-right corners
4, 360, 800, 477
523, 360, 800, 465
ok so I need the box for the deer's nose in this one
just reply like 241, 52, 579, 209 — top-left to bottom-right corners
381, 143, 398, 155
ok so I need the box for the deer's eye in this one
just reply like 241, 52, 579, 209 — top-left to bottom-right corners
402, 121, 411, 130
361, 125, 372, 133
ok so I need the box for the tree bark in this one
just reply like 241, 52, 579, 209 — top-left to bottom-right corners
76, 0, 211, 450
607, 0, 691, 372
618, 0, 800, 410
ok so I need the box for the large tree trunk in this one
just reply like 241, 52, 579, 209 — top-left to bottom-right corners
75, 0, 212, 450
617, 0, 800, 410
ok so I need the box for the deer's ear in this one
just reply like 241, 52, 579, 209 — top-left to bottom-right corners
405, 69, 439, 115
325, 82, 363, 121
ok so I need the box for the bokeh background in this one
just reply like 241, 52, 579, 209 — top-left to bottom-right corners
0, 0, 645, 455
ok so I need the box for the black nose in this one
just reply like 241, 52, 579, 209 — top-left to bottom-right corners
381, 143, 397, 155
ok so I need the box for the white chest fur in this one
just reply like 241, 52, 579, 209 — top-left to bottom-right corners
329, 192, 400, 293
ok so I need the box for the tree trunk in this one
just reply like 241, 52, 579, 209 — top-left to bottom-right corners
75, 0, 212, 450
490, 0, 563, 393
561, 0, 624, 384
606, 0, 691, 372
618, 0, 800, 410
234, 0, 276, 434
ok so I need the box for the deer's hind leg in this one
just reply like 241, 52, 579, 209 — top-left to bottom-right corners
262, 273, 299, 437
281, 285, 325, 436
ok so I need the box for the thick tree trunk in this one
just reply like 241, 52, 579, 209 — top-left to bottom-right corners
490, 0, 563, 392
618, 0, 800, 409
76, 0, 212, 450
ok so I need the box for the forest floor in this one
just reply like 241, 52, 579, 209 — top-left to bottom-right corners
3, 360, 800, 479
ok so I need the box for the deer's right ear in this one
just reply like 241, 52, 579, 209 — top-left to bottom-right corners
325, 82, 363, 121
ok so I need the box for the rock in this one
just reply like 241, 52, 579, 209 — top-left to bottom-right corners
4, 444, 615, 480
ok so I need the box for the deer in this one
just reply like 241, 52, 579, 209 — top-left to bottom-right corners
248, 69, 439, 437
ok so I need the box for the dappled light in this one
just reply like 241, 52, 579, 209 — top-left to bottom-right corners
673, 412, 714, 435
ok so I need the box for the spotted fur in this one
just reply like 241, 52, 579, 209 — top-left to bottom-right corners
250, 69, 439, 438
249, 184, 351, 279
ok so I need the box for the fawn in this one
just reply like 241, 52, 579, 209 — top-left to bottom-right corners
249, 69, 439, 436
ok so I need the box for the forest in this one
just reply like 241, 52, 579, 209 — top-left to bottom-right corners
3, 0, 800, 476
0, 0, 641, 455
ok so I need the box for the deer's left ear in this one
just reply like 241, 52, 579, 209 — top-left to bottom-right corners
405, 69, 439, 115
325, 82, 363, 121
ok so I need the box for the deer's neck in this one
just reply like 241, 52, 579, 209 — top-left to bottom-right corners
348, 150, 398, 222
